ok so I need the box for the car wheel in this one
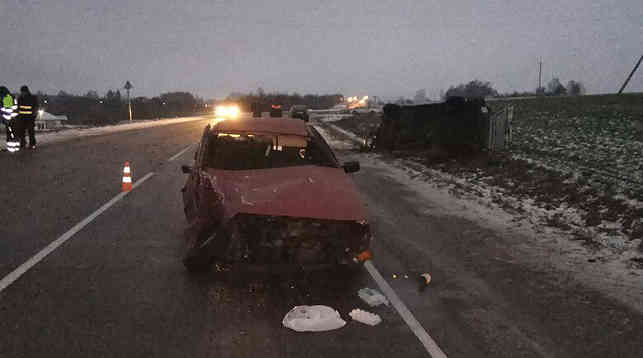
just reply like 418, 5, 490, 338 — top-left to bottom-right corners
183, 237, 213, 273
183, 254, 212, 273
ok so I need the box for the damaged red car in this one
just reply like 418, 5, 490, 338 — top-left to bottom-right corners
180, 118, 371, 272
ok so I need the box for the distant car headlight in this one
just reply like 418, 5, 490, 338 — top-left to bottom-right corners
229, 105, 240, 118
215, 105, 241, 118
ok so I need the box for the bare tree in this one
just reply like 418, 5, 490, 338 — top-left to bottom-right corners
84, 90, 99, 99
445, 80, 498, 99
414, 89, 427, 104
546, 78, 567, 96
566, 80, 585, 96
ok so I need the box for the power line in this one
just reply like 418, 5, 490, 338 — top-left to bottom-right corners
618, 54, 643, 94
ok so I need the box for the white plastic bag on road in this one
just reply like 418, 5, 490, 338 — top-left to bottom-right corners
349, 309, 382, 326
282, 305, 346, 332
358, 288, 389, 307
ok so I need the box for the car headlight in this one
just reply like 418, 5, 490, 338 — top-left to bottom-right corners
215, 105, 241, 118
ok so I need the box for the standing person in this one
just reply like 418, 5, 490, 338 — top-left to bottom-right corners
17, 85, 38, 149
1, 86, 20, 153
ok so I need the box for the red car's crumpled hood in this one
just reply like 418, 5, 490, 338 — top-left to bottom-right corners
204, 165, 367, 222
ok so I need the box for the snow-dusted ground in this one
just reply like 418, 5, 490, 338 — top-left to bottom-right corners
309, 112, 353, 123
314, 125, 354, 150
313, 115, 367, 144
34, 116, 207, 146
316, 123, 643, 314
508, 107, 643, 201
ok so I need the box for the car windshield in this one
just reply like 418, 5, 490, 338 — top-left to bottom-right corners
205, 132, 336, 170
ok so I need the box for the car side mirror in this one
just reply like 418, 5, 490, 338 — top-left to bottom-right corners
343, 161, 360, 173
181, 165, 193, 174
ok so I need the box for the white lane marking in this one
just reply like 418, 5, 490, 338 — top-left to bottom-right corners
364, 260, 448, 358
0, 172, 156, 294
168, 144, 194, 162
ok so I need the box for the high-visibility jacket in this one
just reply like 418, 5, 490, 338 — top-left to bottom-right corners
17, 93, 38, 120
2, 94, 18, 121
2, 94, 20, 152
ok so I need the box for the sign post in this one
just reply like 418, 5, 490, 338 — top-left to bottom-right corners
124, 81, 133, 121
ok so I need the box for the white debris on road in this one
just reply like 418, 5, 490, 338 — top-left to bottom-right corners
35, 116, 207, 146
349, 309, 382, 326
282, 305, 346, 332
358, 288, 389, 307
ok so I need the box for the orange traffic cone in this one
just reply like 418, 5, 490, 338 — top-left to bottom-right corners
122, 161, 133, 192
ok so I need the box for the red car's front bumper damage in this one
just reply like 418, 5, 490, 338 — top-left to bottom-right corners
183, 165, 372, 271
187, 214, 371, 272
223, 214, 370, 267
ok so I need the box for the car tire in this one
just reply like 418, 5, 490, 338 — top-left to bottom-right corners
183, 256, 212, 273
183, 237, 213, 273
183, 250, 212, 273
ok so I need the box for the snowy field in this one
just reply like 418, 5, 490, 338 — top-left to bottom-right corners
510, 110, 643, 199
492, 94, 643, 200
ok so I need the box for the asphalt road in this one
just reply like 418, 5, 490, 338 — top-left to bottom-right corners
0, 116, 641, 357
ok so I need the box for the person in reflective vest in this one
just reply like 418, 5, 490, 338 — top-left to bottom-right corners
17, 85, 39, 149
1, 86, 20, 153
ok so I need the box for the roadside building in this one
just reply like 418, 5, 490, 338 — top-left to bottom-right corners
36, 111, 68, 130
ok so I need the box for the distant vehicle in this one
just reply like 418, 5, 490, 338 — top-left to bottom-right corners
269, 104, 283, 117
250, 102, 261, 118
289, 105, 310, 122
180, 118, 370, 272
214, 104, 240, 119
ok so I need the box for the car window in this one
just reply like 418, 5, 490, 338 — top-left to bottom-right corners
204, 132, 336, 170
308, 126, 340, 166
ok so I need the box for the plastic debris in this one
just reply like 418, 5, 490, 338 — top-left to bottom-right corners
349, 309, 382, 326
358, 288, 389, 307
419, 273, 432, 292
421, 273, 432, 284
282, 305, 346, 332
356, 250, 372, 262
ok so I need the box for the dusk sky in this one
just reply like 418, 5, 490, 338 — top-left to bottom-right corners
1, 0, 641, 100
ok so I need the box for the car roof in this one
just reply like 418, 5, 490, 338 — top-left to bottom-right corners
212, 118, 309, 137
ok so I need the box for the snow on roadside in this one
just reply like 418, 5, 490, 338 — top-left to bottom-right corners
313, 120, 365, 146
316, 124, 643, 314
313, 125, 354, 150
328, 123, 366, 145
36, 116, 208, 146
309, 113, 353, 123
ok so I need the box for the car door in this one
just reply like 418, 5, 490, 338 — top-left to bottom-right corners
183, 126, 210, 220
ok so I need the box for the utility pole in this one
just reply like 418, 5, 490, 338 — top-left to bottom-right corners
538, 57, 543, 94
124, 81, 133, 121
618, 54, 643, 94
